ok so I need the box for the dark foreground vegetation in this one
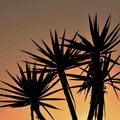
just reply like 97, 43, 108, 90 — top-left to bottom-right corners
0, 15, 120, 120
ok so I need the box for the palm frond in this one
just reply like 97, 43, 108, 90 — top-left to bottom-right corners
0, 62, 63, 120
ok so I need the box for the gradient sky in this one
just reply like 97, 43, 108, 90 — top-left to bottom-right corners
0, 0, 120, 120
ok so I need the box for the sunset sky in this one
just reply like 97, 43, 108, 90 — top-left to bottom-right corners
0, 0, 120, 120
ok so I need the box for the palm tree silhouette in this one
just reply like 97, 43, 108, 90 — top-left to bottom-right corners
0, 15, 119, 120
66, 15, 120, 120
0, 62, 63, 120
21, 31, 88, 120
68, 53, 120, 120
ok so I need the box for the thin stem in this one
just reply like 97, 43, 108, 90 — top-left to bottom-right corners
32, 103, 46, 120
58, 68, 78, 120
36, 111, 45, 120
97, 89, 104, 120
31, 105, 34, 120
87, 88, 97, 120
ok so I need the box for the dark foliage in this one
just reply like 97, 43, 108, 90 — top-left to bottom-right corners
0, 62, 63, 120
21, 31, 89, 120
66, 15, 120, 120
0, 15, 119, 120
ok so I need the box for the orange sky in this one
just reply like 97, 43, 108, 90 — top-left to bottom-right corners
0, 0, 120, 120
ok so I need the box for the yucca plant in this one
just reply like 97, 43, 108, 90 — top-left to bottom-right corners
0, 62, 63, 120
21, 31, 88, 120
66, 15, 120, 120
68, 53, 120, 120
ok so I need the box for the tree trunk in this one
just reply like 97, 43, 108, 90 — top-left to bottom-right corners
32, 104, 46, 120
36, 110, 45, 120
31, 106, 34, 120
97, 85, 104, 120
87, 88, 97, 120
87, 52, 104, 120
58, 68, 78, 120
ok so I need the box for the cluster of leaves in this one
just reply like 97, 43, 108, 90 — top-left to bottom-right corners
0, 63, 64, 120
67, 15, 120, 120
0, 15, 120, 120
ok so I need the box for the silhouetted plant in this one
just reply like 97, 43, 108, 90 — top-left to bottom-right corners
0, 62, 63, 120
0, 15, 119, 120
21, 31, 88, 120
68, 53, 120, 120
66, 15, 120, 120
